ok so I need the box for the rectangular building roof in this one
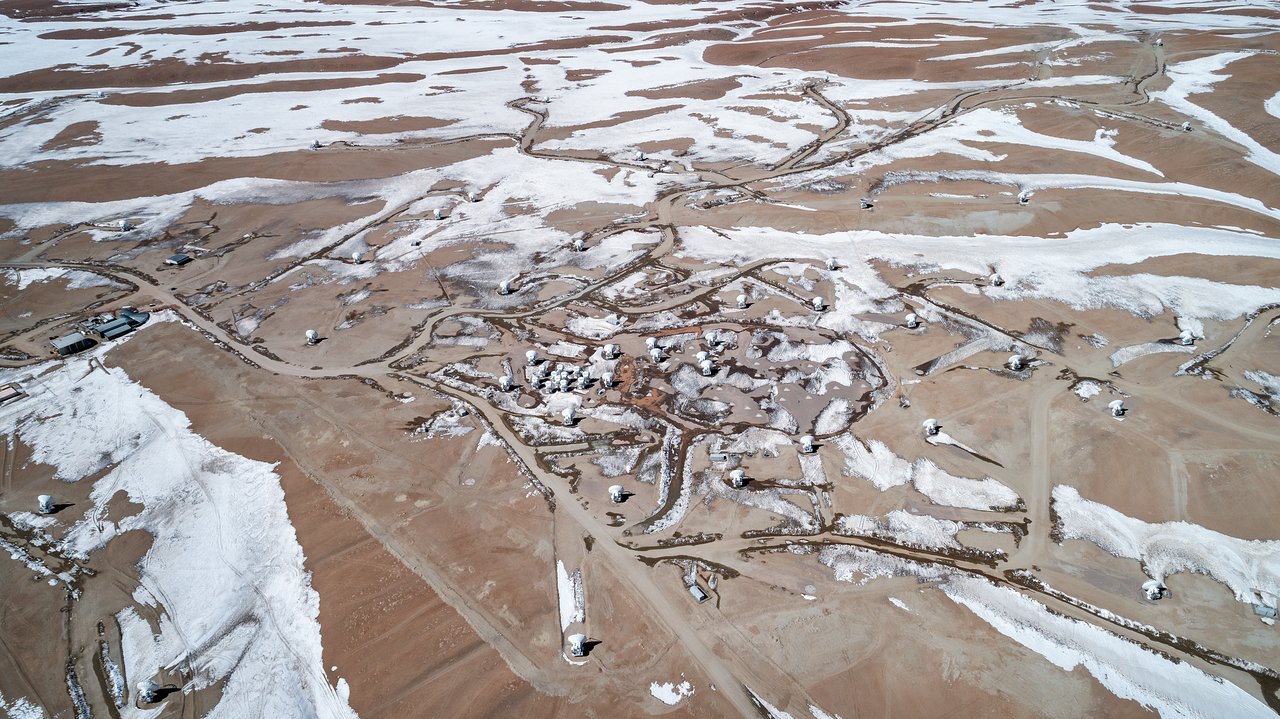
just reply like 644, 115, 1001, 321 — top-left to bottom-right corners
51, 333, 95, 356
93, 317, 132, 334
100, 324, 133, 340
51, 332, 89, 350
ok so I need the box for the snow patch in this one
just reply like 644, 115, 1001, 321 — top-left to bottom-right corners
1073, 381, 1101, 401
1053, 486, 1279, 611
556, 560, 585, 631
832, 435, 1020, 511
944, 576, 1276, 719
0, 345, 357, 719
649, 680, 694, 706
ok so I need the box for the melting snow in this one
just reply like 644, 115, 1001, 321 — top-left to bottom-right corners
0, 690, 44, 719
556, 560, 585, 632
809, 705, 844, 719
1109, 341, 1195, 368
0, 268, 124, 291
836, 510, 964, 551
747, 687, 796, 719
832, 435, 1020, 511
0, 341, 357, 718
1053, 486, 1279, 612
944, 576, 1276, 719
649, 680, 694, 706
1073, 381, 1102, 402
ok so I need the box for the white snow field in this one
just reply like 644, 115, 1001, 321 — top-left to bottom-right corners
0, 331, 357, 719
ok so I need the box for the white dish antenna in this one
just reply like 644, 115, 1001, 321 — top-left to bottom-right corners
137, 680, 160, 704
